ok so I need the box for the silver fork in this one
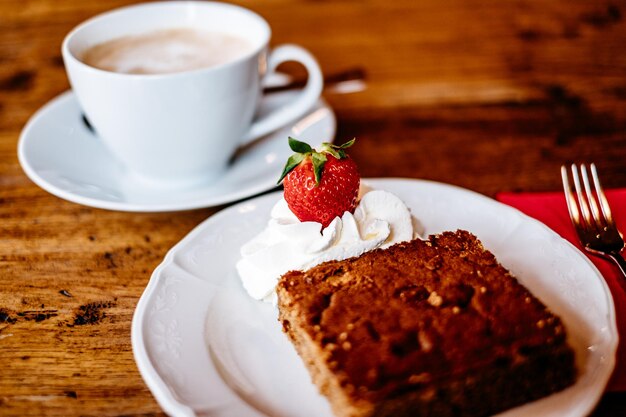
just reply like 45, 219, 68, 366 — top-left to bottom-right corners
561, 163, 626, 277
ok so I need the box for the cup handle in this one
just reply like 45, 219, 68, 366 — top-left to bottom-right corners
241, 44, 323, 145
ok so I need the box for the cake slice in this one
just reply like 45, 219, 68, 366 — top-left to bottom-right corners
277, 230, 576, 417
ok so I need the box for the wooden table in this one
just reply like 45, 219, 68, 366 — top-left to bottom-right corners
1, 0, 625, 415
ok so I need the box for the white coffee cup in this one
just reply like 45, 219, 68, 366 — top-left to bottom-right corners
62, 1, 323, 186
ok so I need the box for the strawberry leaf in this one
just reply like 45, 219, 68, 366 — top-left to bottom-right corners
288, 137, 313, 153
338, 138, 356, 149
319, 139, 355, 160
320, 143, 343, 159
311, 152, 327, 184
277, 153, 305, 184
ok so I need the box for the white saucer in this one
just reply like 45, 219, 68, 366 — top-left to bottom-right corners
18, 90, 336, 212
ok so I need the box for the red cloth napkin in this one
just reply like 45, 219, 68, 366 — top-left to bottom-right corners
497, 189, 626, 392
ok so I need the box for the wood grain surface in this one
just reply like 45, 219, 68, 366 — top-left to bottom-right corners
1, 0, 625, 416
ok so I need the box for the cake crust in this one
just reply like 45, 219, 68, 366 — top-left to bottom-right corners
277, 230, 576, 417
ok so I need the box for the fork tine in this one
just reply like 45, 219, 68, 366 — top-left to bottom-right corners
580, 164, 604, 229
570, 164, 594, 230
561, 164, 626, 278
590, 163, 616, 228
561, 165, 582, 229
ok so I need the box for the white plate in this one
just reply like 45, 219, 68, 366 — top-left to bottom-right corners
17, 90, 335, 212
131, 178, 617, 417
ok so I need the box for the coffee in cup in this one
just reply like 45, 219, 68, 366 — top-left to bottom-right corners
81, 28, 254, 75
62, 1, 323, 186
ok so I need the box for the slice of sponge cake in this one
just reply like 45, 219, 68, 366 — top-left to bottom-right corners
277, 230, 576, 417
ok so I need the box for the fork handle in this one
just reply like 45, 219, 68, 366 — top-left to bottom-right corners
608, 252, 626, 279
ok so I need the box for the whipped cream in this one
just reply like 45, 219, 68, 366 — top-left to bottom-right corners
236, 186, 416, 303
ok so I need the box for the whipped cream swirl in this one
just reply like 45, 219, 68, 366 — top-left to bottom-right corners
236, 187, 416, 303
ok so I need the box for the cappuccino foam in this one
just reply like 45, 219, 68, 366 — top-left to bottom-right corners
81, 28, 254, 74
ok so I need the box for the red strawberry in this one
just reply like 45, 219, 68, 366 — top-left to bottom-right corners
277, 137, 360, 227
